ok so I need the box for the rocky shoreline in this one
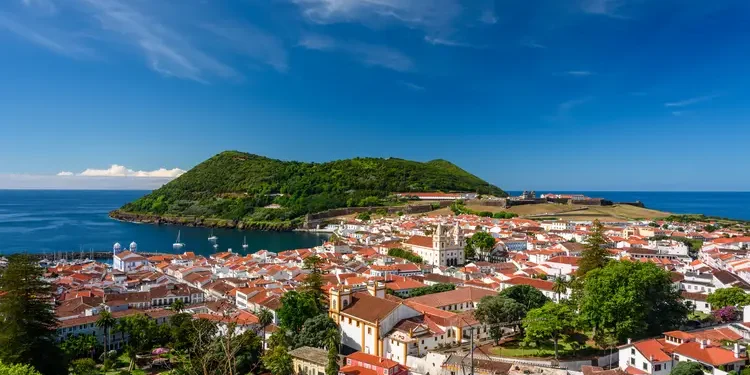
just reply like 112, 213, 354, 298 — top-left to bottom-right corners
108, 210, 296, 231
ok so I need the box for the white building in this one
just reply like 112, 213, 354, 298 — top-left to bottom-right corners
112, 251, 148, 273
405, 223, 465, 267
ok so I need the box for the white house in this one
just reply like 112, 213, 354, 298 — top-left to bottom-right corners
112, 251, 148, 273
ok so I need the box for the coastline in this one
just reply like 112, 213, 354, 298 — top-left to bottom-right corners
108, 210, 297, 231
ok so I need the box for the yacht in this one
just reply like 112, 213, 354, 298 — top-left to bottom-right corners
173, 230, 184, 250
242, 236, 249, 251
208, 229, 218, 242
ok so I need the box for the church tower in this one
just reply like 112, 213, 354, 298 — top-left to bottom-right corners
453, 224, 465, 247
433, 223, 445, 250
329, 286, 352, 321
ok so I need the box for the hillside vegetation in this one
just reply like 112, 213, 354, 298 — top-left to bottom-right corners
113, 151, 505, 228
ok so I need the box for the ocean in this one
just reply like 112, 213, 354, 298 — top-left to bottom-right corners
0, 190, 747, 255
507, 191, 750, 221
0, 190, 328, 255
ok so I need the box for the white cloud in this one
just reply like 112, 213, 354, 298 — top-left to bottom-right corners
0, 12, 94, 58
3, 0, 287, 83
21, 0, 57, 14
78, 0, 237, 83
202, 23, 288, 73
520, 39, 547, 49
566, 70, 594, 76
424, 36, 484, 48
580, 0, 629, 19
299, 34, 414, 72
399, 81, 425, 91
665, 94, 719, 107
57, 171, 74, 176
77, 164, 186, 178
292, 0, 462, 36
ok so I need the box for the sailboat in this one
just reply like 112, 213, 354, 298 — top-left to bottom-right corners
173, 230, 184, 250
208, 229, 218, 242
242, 236, 248, 251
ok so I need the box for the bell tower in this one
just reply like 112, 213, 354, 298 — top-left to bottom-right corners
329, 286, 352, 321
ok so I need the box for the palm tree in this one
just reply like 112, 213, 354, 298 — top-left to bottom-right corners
324, 327, 340, 375
552, 277, 568, 302
257, 308, 274, 351
96, 310, 116, 353
171, 299, 186, 312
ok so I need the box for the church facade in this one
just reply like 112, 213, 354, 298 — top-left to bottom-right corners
405, 223, 465, 267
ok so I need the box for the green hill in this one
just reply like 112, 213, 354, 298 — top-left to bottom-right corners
111, 151, 505, 229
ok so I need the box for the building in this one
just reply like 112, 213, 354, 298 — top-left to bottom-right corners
112, 251, 148, 272
290, 346, 329, 375
618, 329, 746, 375
329, 281, 422, 356
339, 352, 408, 375
405, 223, 465, 267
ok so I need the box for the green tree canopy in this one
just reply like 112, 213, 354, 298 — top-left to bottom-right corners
577, 220, 610, 276
465, 231, 496, 260
408, 283, 456, 298
0, 254, 66, 375
262, 345, 293, 375
670, 361, 704, 375
474, 295, 526, 344
69, 359, 97, 375
278, 291, 322, 333
522, 302, 576, 359
60, 334, 100, 360
296, 314, 338, 349
499, 285, 550, 312
0, 361, 43, 375
706, 287, 750, 309
579, 261, 687, 343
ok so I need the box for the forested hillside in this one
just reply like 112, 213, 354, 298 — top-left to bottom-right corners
113, 151, 505, 227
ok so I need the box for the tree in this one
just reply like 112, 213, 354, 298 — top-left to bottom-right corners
579, 261, 687, 342
257, 308, 274, 351
278, 291, 322, 333
0, 361, 43, 375
712, 306, 740, 323
577, 220, 610, 276
408, 283, 456, 297
95, 310, 116, 353
465, 231, 496, 261
707, 287, 750, 309
171, 299, 186, 312
69, 359, 98, 375
474, 295, 526, 344
60, 334, 100, 360
117, 314, 157, 371
233, 331, 264, 375
296, 314, 338, 349
302, 256, 325, 303
552, 278, 568, 301
499, 285, 549, 312
670, 361, 704, 375
262, 345, 293, 375
324, 327, 340, 375
0, 254, 66, 375
522, 302, 575, 359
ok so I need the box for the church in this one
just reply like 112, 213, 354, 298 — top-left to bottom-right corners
405, 223, 465, 267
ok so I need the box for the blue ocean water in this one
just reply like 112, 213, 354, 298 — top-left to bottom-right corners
0, 190, 747, 255
509, 191, 750, 221
0, 190, 328, 255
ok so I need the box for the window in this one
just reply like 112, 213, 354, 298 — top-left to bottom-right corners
368, 327, 371, 334
643, 363, 648, 371
356, 321, 360, 327
631, 348, 635, 355
655, 364, 662, 371
630, 358, 635, 365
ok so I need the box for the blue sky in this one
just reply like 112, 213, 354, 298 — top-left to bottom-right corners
0, 0, 749, 191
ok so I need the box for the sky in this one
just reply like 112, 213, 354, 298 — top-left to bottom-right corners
1, 0, 749, 191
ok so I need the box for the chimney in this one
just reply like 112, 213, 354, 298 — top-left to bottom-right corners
700, 340, 706, 350
627, 338, 632, 345
734, 343, 740, 358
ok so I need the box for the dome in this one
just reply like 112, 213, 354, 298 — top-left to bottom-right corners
113, 242, 121, 251
129, 241, 137, 251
